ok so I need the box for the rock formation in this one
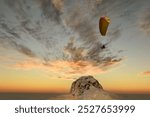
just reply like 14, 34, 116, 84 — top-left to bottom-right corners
70, 75, 103, 96
70, 75, 117, 99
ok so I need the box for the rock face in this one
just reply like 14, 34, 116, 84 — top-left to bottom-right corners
70, 75, 103, 96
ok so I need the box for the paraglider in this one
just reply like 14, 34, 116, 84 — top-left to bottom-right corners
99, 16, 110, 36
101, 44, 106, 49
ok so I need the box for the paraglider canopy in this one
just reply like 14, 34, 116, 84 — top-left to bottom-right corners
99, 16, 110, 36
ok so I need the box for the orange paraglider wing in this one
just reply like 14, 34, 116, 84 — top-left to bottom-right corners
99, 16, 110, 36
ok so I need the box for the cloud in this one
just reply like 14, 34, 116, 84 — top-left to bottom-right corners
0, 22, 36, 58
12, 43, 36, 58
12, 58, 105, 79
0, 0, 124, 79
0, 22, 21, 39
139, 8, 150, 34
0, 0, 66, 59
60, 0, 124, 71
64, 37, 85, 62
142, 71, 150, 76
38, 0, 62, 23
51, 0, 64, 12
12, 55, 121, 80
64, 37, 122, 69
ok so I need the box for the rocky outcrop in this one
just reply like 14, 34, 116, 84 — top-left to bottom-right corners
69, 75, 118, 99
70, 75, 103, 96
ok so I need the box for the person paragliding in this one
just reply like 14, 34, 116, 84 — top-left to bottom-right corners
99, 16, 110, 36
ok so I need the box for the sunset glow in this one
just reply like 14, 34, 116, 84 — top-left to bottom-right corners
0, 0, 150, 94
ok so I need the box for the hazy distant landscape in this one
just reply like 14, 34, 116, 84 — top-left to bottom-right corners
0, 93, 150, 100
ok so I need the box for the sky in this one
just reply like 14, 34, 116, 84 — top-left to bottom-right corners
0, 0, 150, 94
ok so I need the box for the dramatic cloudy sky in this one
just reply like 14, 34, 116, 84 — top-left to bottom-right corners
0, 0, 150, 93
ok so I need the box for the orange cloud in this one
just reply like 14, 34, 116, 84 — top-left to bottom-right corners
142, 71, 150, 76
12, 58, 105, 79
10, 48, 121, 79
52, 0, 64, 12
